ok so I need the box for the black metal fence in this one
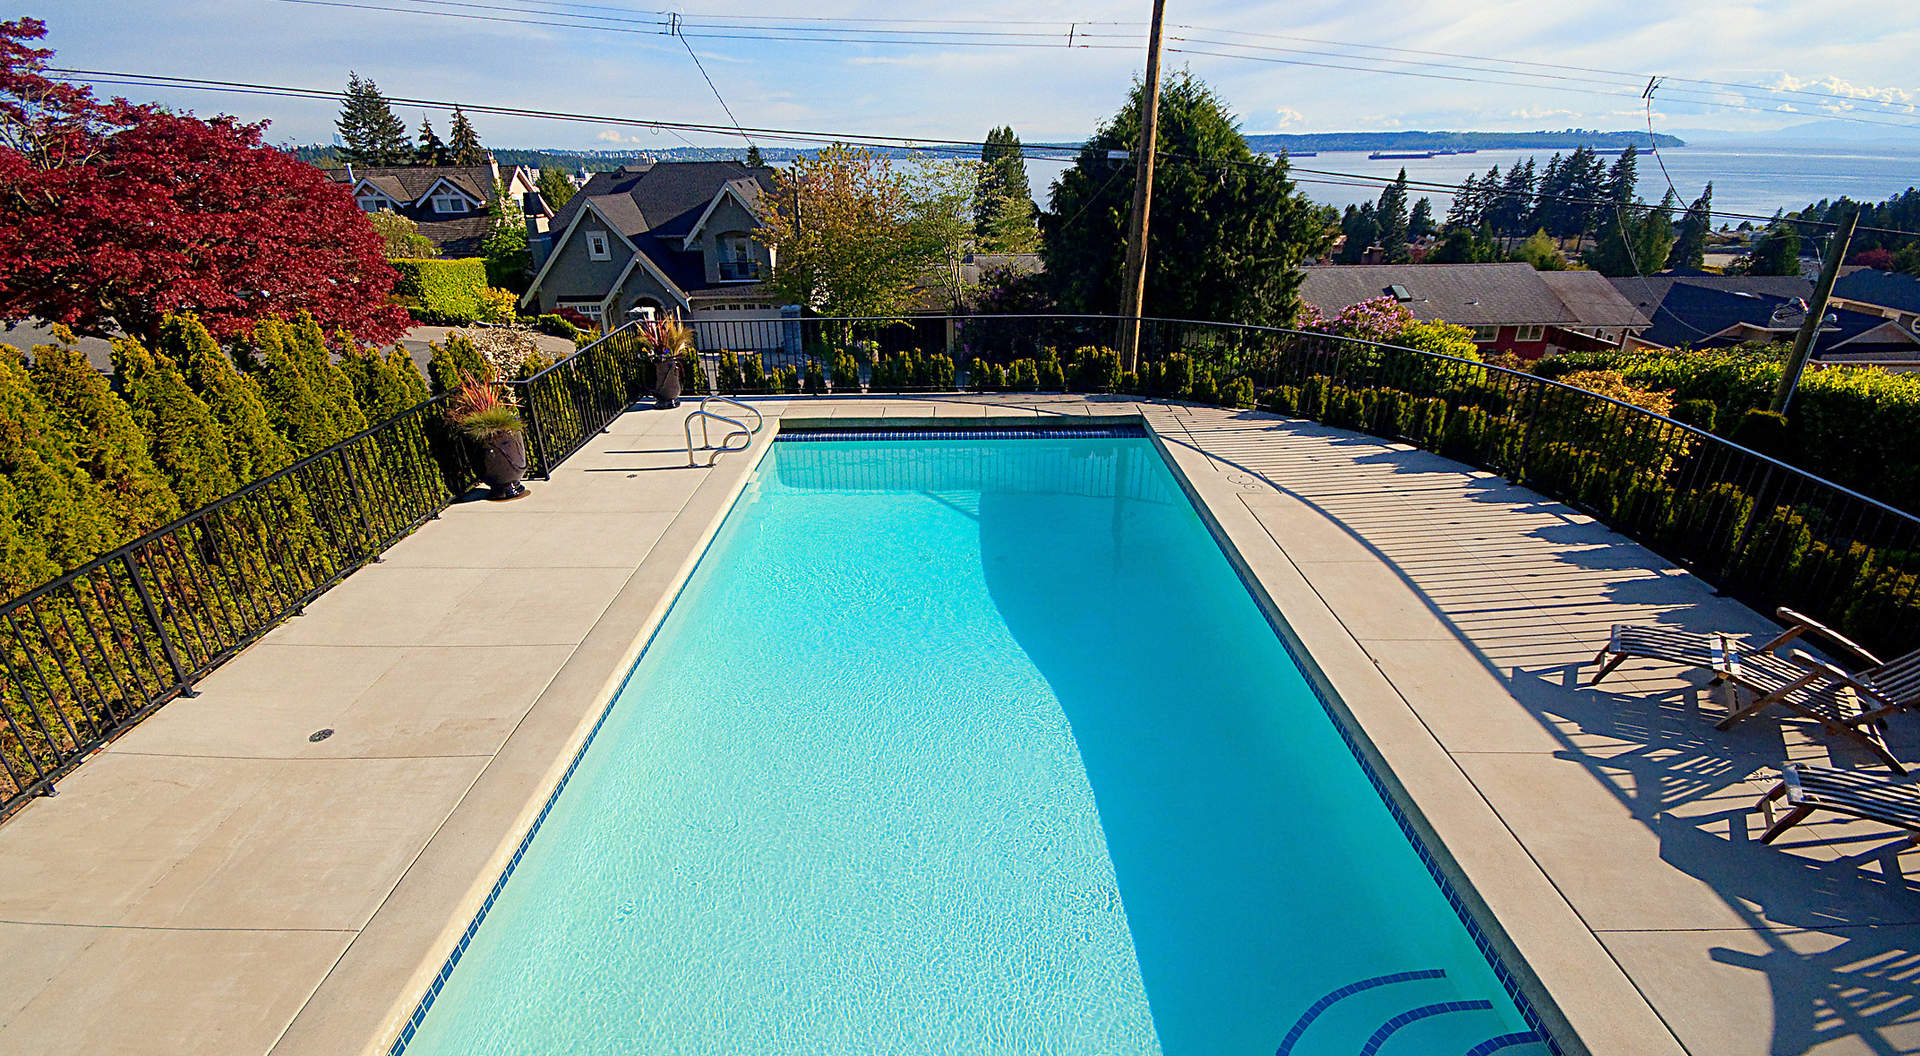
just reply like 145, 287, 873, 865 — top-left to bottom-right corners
0, 398, 467, 813
0, 321, 658, 815
5, 313, 1918, 815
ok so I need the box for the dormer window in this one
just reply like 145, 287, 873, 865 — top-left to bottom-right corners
356, 193, 391, 212
585, 231, 611, 261
431, 193, 468, 215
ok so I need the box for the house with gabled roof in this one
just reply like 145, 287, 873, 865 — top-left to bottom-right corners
324, 156, 538, 257
519, 160, 780, 332
1610, 273, 1920, 362
1299, 263, 1650, 359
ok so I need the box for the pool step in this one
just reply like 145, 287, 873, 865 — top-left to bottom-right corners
1276, 968, 1550, 1055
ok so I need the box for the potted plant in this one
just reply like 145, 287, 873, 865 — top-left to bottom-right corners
448, 374, 529, 500
639, 317, 694, 409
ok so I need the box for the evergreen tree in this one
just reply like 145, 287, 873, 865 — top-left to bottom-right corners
162, 314, 294, 484
27, 334, 180, 540
415, 116, 450, 166
535, 166, 576, 209
974, 126, 1040, 252
340, 345, 430, 421
1408, 197, 1435, 241
1491, 159, 1536, 244
1746, 215, 1803, 276
1445, 171, 1485, 229
448, 106, 484, 165
1585, 189, 1677, 277
1038, 73, 1326, 327
1667, 182, 1714, 270
1567, 148, 1607, 248
1427, 223, 1497, 264
249, 315, 367, 456
1338, 201, 1379, 263
745, 143, 765, 168
1376, 169, 1411, 263
426, 333, 491, 395
482, 183, 532, 291
0, 347, 116, 598
336, 72, 412, 167
112, 336, 238, 509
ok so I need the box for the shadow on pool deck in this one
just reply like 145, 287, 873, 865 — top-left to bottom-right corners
1159, 406, 1920, 1056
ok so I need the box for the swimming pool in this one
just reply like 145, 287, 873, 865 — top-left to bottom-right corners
394, 427, 1556, 1055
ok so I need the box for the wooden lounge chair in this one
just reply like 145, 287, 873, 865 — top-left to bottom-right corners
1715, 647, 1920, 773
1753, 763, 1920, 845
1590, 607, 1878, 686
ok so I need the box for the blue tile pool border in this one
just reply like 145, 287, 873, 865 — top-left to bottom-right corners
776, 424, 1148, 442
386, 421, 1567, 1055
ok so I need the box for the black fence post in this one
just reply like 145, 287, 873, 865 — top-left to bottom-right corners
123, 550, 193, 698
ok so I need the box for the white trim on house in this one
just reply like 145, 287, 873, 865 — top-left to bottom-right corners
411, 176, 485, 210
1829, 320, 1920, 351
602, 246, 692, 312
585, 231, 611, 260
681, 182, 761, 250
519, 198, 645, 309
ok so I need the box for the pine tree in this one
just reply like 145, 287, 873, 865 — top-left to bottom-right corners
448, 106, 484, 165
1338, 201, 1379, 263
1445, 173, 1481, 229
1377, 168, 1411, 263
27, 333, 181, 540
1408, 197, 1435, 241
336, 72, 413, 167
974, 126, 1039, 252
112, 336, 239, 510
415, 116, 449, 166
1667, 182, 1714, 270
745, 144, 766, 168
535, 166, 576, 209
162, 314, 294, 483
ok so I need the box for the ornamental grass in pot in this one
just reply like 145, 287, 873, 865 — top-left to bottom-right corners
639, 317, 694, 409
448, 374, 530, 500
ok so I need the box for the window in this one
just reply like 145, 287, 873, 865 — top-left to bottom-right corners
356, 194, 390, 212
1515, 324, 1546, 342
568, 303, 603, 323
1469, 325, 1499, 343
717, 232, 759, 280
430, 193, 468, 215
585, 231, 611, 261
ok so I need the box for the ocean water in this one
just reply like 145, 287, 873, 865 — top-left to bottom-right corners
398, 435, 1545, 1056
1024, 146, 1920, 219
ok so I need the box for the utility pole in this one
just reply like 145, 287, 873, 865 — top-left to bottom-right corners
1117, 0, 1168, 374
1771, 206, 1856, 414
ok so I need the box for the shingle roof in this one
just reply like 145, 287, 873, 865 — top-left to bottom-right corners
1614, 275, 1919, 352
414, 217, 494, 259
1299, 263, 1578, 326
1834, 268, 1920, 315
325, 163, 502, 205
549, 161, 775, 243
1538, 271, 1652, 329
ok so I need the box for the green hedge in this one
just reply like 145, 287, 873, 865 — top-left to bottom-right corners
1532, 345, 1920, 509
1242, 353, 1920, 654
390, 258, 489, 325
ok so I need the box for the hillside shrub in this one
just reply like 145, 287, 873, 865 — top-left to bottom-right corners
1037, 350, 1066, 391
829, 352, 861, 393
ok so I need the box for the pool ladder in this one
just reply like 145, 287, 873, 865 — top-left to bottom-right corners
684, 396, 763, 467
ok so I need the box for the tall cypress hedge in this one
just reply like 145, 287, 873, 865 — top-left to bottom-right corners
163, 314, 295, 484
0, 347, 118, 600
341, 344, 431, 421
27, 334, 181, 540
112, 336, 239, 510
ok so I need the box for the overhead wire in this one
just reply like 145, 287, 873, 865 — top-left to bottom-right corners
48, 67, 1920, 240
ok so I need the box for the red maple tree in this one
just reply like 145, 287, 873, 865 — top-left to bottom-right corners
0, 18, 407, 344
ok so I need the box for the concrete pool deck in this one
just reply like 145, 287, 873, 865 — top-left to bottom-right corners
1, 394, 1915, 1055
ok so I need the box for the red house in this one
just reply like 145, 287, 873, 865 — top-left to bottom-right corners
1299, 263, 1650, 359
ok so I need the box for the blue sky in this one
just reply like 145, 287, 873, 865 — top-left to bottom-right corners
39, 0, 1919, 154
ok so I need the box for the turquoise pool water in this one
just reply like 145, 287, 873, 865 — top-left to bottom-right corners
398, 431, 1549, 1056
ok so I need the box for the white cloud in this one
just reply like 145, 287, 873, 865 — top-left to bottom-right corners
1511, 107, 1576, 121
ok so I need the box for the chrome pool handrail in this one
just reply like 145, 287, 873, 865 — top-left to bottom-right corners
684, 409, 752, 467
698, 395, 763, 447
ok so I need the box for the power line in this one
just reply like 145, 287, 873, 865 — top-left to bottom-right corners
265, 0, 1920, 128
670, 16, 754, 149
46, 67, 1920, 239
